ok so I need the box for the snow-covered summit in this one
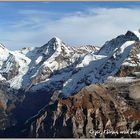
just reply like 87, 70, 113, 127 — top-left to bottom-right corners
132, 30, 140, 40
44, 37, 62, 49
41, 37, 63, 48
0, 30, 140, 97
97, 30, 139, 56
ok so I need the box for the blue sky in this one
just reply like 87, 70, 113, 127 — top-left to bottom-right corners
1, 2, 140, 50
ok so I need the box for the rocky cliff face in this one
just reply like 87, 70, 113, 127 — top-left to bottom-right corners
21, 83, 140, 138
116, 42, 140, 77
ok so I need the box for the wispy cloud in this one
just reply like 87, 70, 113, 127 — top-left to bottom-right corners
1, 6, 140, 50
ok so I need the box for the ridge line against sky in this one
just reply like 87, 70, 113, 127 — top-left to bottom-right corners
0, 2, 140, 50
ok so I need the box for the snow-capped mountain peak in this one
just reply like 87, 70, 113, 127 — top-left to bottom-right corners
125, 30, 139, 41
38, 37, 69, 57
46, 37, 62, 48
51, 36, 62, 44
132, 30, 140, 40
97, 30, 139, 56
0, 30, 140, 97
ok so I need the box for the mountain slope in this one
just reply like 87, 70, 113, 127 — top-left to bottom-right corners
17, 83, 140, 138
0, 30, 140, 135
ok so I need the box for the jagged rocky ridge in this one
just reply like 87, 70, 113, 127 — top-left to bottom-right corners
0, 30, 140, 137
20, 83, 140, 138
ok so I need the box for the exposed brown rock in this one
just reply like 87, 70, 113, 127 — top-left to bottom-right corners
24, 83, 140, 138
